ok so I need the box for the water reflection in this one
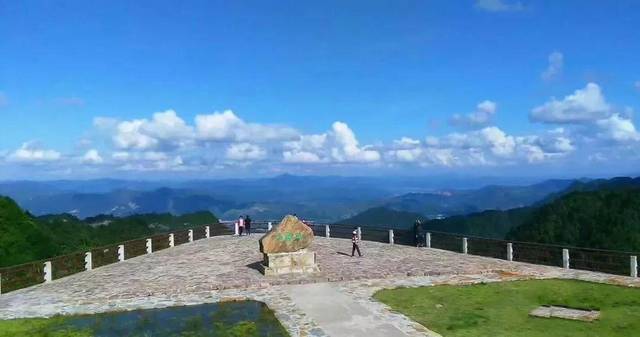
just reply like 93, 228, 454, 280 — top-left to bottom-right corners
61, 300, 289, 337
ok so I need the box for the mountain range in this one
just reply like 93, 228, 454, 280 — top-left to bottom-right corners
0, 175, 576, 221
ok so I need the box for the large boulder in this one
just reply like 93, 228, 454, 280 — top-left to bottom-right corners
259, 215, 314, 254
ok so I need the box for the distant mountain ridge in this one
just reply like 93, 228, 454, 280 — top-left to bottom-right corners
13, 188, 239, 219
339, 207, 426, 229
0, 175, 574, 221
5, 175, 634, 223
380, 179, 574, 218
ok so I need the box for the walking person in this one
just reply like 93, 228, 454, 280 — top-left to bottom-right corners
238, 215, 245, 236
245, 215, 252, 236
351, 229, 362, 257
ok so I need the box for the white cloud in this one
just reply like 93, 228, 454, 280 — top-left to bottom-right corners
480, 126, 516, 156
196, 110, 298, 142
635, 81, 640, 92
395, 125, 576, 166
390, 148, 423, 162
284, 134, 327, 151
451, 100, 497, 127
530, 83, 611, 123
9, 142, 61, 163
475, 0, 524, 12
441, 126, 515, 157
596, 113, 640, 142
514, 132, 575, 163
226, 143, 267, 161
111, 150, 186, 171
541, 51, 563, 81
282, 122, 380, 163
424, 136, 439, 146
113, 119, 160, 150
387, 146, 457, 166
82, 149, 103, 164
550, 136, 575, 153
519, 144, 546, 163
330, 122, 380, 163
143, 110, 193, 141
422, 148, 457, 166
111, 110, 193, 151
393, 137, 421, 148
283, 150, 324, 164
281, 122, 380, 164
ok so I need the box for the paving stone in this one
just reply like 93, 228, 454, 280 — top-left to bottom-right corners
530, 306, 600, 322
1, 235, 639, 337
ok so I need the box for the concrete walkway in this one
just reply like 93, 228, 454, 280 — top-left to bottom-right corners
286, 282, 409, 337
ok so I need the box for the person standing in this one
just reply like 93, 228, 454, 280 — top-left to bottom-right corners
238, 215, 245, 236
245, 215, 252, 236
413, 219, 423, 247
351, 229, 362, 257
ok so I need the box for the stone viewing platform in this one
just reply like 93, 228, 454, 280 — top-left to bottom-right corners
1, 235, 639, 336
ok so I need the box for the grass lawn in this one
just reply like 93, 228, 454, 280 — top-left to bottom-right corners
374, 279, 640, 337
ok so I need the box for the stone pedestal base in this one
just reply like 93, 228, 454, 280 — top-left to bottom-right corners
261, 249, 319, 276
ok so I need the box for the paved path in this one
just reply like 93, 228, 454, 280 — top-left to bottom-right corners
286, 283, 408, 337
1, 235, 639, 336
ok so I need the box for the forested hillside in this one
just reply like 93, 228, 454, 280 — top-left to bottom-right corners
0, 196, 226, 267
0, 197, 58, 267
422, 187, 640, 252
507, 189, 640, 251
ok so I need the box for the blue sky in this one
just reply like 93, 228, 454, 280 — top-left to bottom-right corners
1, 0, 639, 179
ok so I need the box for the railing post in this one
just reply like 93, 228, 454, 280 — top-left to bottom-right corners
325, 225, 330, 238
146, 239, 152, 254
85, 252, 93, 271
507, 243, 513, 261
188, 229, 194, 242
357, 227, 362, 241
118, 245, 125, 262
631, 256, 638, 278
268, 222, 273, 231
205, 226, 210, 238
234, 222, 239, 236
389, 229, 394, 245
44, 261, 52, 283
169, 233, 175, 247
426, 232, 431, 248
562, 249, 570, 269
462, 237, 468, 254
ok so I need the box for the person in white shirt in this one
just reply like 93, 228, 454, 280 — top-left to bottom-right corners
238, 216, 245, 236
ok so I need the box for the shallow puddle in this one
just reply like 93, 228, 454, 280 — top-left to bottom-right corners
56, 300, 289, 337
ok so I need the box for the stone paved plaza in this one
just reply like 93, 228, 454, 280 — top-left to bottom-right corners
1, 235, 639, 336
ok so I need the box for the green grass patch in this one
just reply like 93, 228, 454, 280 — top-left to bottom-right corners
374, 279, 640, 337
